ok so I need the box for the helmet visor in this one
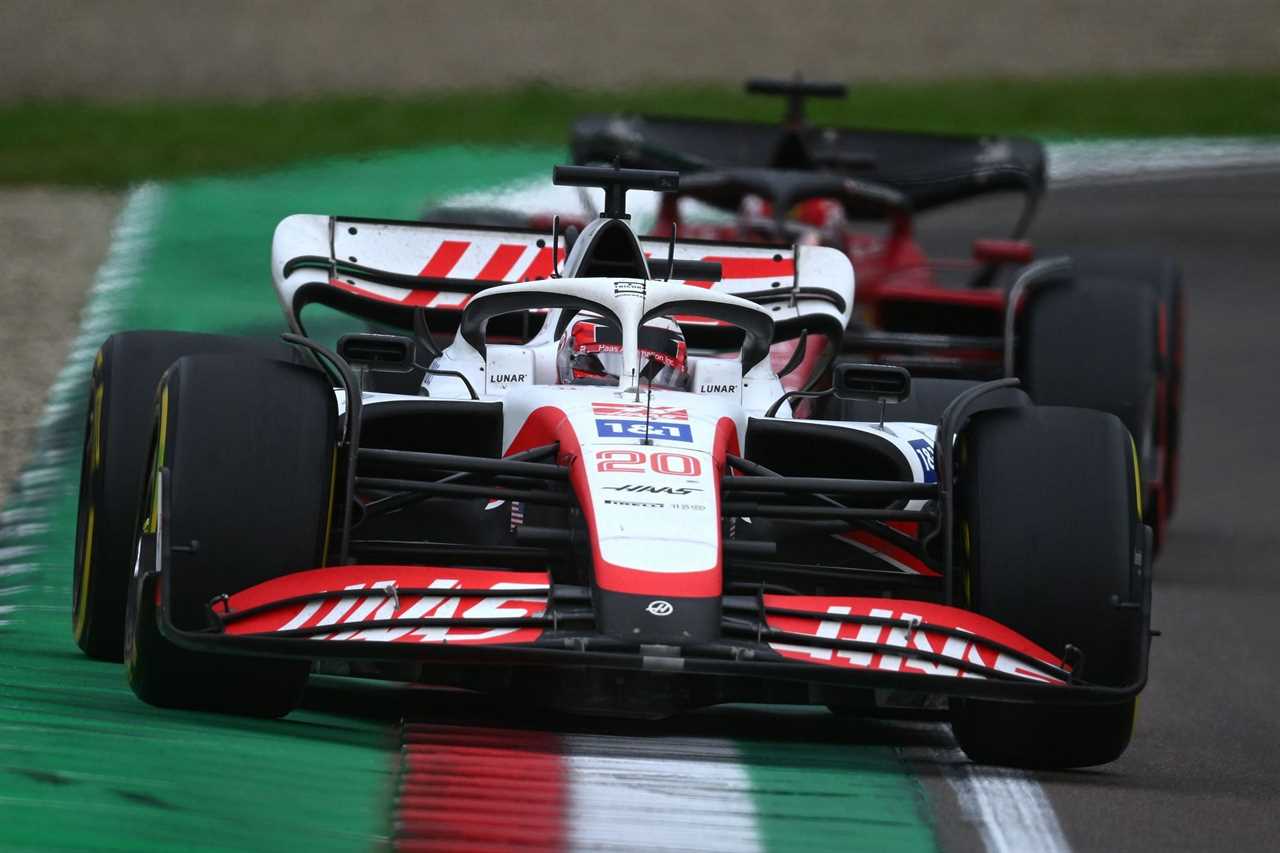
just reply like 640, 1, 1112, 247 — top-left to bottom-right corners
568, 348, 624, 385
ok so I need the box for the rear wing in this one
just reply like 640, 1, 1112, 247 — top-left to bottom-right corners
571, 114, 1046, 235
271, 214, 853, 339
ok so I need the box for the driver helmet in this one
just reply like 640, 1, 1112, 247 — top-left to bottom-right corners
556, 314, 689, 390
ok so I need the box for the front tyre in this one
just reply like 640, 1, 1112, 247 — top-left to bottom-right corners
125, 353, 336, 717
951, 405, 1148, 769
73, 331, 295, 660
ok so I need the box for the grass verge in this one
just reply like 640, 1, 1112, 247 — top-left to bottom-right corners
2, 71, 1279, 187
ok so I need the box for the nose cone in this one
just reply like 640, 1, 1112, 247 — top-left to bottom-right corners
575, 439, 723, 643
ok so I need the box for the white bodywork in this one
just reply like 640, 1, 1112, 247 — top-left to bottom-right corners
272, 211, 936, 579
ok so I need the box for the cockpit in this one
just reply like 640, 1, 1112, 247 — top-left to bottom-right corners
422, 274, 780, 407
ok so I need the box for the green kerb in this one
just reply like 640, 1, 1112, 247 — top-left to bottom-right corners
737, 737, 939, 853
0, 144, 557, 851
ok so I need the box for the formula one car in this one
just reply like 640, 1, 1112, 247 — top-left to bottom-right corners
568, 77, 1185, 546
73, 165, 1151, 769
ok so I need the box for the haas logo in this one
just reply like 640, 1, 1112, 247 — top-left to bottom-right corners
605, 485, 701, 495
259, 579, 546, 644
646, 600, 674, 616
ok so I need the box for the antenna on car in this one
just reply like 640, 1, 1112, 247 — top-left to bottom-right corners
551, 215, 561, 278
637, 277, 656, 445
665, 222, 677, 281
634, 278, 649, 405
641, 380, 655, 446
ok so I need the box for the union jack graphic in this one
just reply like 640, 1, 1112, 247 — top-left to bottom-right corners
591, 402, 689, 420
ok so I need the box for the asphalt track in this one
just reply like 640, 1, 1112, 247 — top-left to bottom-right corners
900, 168, 1280, 851
1019, 170, 1280, 850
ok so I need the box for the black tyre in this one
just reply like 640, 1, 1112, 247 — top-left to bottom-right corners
73, 331, 296, 660
125, 353, 337, 716
816, 375, 1028, 425
1068, 251, 1185, 516
1018, 272, 1163, 544
951, 406, 1147, 769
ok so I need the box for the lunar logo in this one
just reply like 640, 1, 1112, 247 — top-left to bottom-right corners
645, 600, 674, 617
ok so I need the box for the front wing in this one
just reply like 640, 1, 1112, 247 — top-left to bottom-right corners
158, 563, 1147, 705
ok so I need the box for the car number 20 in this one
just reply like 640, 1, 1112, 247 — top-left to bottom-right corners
595, 449, 702, 476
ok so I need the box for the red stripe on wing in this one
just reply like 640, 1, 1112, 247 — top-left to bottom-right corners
418, 240, 470, 277
517, 246, 566, 281
476, 243, 529, 282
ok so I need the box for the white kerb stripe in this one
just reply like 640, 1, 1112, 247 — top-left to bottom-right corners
1049, 138, 1280, 185
564, 734, 762, 853
929, 742, 1070, 853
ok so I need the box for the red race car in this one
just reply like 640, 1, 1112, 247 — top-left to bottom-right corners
569, 78, 1184, 547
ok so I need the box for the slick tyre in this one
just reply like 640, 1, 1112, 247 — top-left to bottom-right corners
951, 406, 1148, 769
126, 569, 310, 718
73, 331, 296, 661
125, 354, 337, 717
1018, 271, 1164, 546
1067, 251, 1185, 516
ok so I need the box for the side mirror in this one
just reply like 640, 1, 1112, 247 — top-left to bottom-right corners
972, 239, 1034, 266
337, 333, 414, 373
833, 363, 911, 403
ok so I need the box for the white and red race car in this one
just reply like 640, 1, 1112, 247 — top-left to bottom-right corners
73, 166, 1151, 768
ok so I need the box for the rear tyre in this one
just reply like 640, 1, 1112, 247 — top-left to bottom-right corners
1018, 271, 1163, 546
1068, 251, 1185, 516
125, 354, 337, 717
951, 406, 1147, 769
73, 331, 296, 660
